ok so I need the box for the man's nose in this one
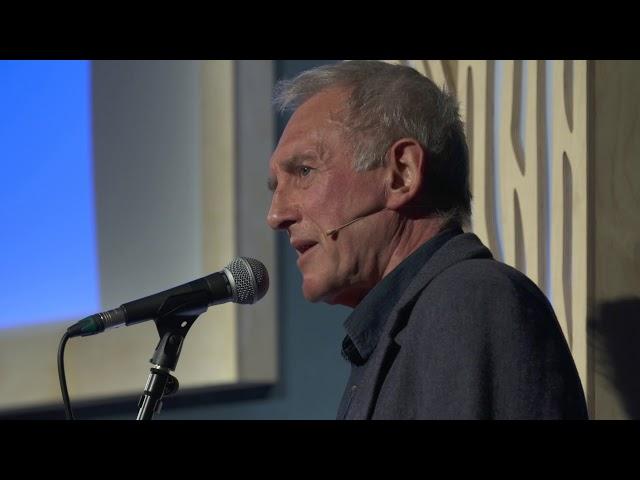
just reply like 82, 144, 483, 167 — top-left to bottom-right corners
267, 191, 299, 231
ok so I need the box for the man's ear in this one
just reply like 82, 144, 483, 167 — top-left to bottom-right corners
384, 138, 426, 211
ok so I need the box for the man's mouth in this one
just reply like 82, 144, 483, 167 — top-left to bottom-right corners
292, 240, 318, 258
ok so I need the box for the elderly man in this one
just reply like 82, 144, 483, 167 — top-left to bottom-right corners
266, 60, 588, 419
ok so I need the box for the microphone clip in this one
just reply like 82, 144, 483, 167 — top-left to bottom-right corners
136, 290, 210, 420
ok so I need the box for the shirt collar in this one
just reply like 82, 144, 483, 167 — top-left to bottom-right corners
341, 226, 463, 365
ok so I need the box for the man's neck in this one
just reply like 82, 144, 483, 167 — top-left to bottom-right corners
326, 215, 448, 309
382, 216, 447, 279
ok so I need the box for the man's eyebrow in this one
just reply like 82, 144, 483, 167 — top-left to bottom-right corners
267, 154, 319, 192
282, 153, 318, 168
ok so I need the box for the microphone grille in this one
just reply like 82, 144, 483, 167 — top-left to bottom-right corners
225, 257, 269, 304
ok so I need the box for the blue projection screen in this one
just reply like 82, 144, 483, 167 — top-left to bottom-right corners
0, 60, 99, 329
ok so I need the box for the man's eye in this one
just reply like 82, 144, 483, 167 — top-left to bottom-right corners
299, 166, 312, 177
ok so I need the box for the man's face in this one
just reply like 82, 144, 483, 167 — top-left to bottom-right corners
267, 88, 394, 307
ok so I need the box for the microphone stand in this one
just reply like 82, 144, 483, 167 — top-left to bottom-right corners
136, 290, 212, 420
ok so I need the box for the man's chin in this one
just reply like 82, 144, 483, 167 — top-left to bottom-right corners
302, 277, 367, 308
301, 283, 324, 303
302, 280, 349, 306
301, 277, 335, 304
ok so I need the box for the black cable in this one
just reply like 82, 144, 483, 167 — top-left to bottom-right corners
57, 331, 75, 420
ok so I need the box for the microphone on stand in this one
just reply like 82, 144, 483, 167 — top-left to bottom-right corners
66, 257, 269, 338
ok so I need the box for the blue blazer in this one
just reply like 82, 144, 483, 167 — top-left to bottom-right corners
339, 232, 588, 420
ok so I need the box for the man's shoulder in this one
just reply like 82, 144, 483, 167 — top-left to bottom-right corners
402, 255, 557, 339
426, 255, 548, 307
403, 230, 539, 301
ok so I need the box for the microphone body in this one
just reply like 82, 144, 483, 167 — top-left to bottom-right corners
67, 257, 268, 338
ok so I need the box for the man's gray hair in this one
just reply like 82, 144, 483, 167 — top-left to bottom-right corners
273, 60, 471, 228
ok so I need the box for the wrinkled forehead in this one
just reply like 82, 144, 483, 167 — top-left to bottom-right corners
282, 87, 350, 140
288, 86, 351, 125
270, 87, 353, 170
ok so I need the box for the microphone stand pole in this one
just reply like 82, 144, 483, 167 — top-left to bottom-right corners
136, 290, 211, 420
